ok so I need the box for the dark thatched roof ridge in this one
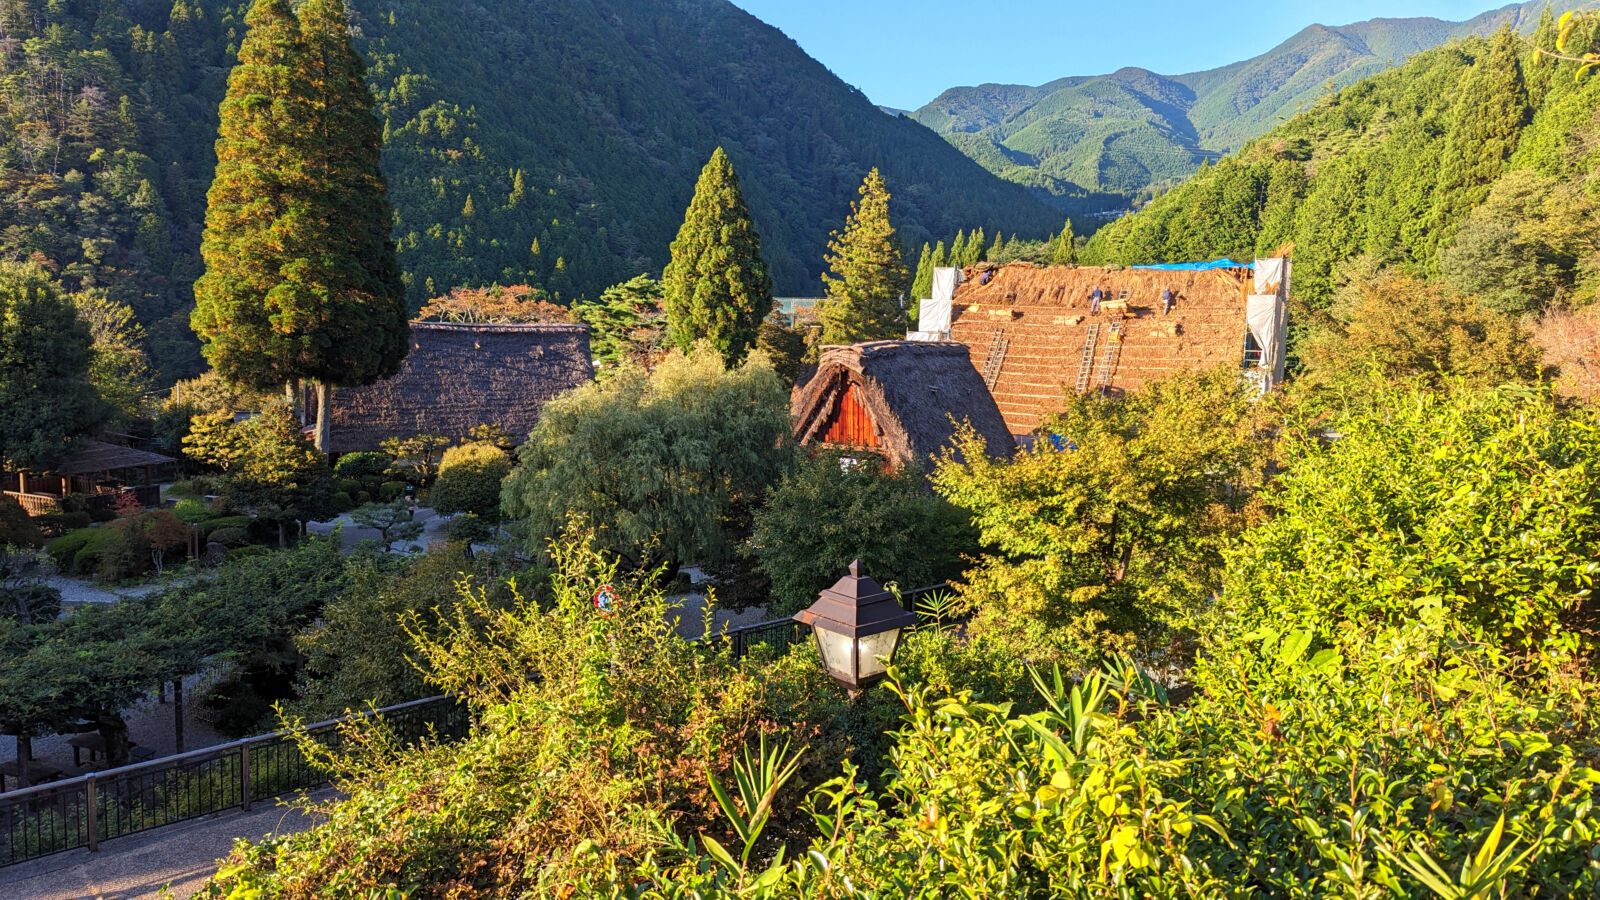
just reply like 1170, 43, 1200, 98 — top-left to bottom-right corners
327, 321, 592, 453
792, 340, 1015, 474
56, 441, 176, 475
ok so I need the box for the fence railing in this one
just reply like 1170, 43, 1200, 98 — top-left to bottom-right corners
0, 695, 467, 869
0, 583, 954, 868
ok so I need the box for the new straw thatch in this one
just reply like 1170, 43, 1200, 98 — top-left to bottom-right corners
949, 262, 1260, 435
325, 322, 592, 453
792, 341, 1015, 474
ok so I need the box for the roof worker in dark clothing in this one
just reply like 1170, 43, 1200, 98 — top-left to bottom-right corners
1162, 288, 1174, 314
979, 269, 993, 285
1089, 286, 1103, 314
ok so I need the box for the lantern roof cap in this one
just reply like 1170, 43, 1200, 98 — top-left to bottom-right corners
794, 559, 917, 637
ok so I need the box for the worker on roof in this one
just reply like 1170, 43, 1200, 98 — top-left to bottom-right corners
1090, 286, 1103, 314
1162, 288, 1174, 314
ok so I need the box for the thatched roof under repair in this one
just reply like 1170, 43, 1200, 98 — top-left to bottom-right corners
949, 262, 1258, 435
792, 341, 1015, 474
326, 322, 592, 453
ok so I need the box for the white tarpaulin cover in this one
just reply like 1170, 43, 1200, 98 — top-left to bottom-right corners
921, 267, 959, 334
1254, 257, 1289, 295
1245, 294, 1282, 371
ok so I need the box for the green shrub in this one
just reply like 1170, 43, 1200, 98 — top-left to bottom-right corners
227, 546, 273, 561
331, 492, 355, 513
429, 442, 511, 517
753, 450, 977, 617
378, 481, 408, 501
209, 527, 250, 547
172, 497, 213, 524
445, 513, 493, 545
47, 528, 96, 569
336, 478, 362, 497
199, 516, 251, 540
0, 493, 41, 547
89, 507, 116, 523
335, 451, 392, 483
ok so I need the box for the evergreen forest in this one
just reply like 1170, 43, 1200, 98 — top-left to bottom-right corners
1082, 12, 1600, 313
0, 0, 1059, 384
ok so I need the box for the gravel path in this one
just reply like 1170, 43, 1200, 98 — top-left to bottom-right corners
0, 789, 333, 899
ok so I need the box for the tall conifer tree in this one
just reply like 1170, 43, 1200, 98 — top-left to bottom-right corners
1430, 28, 1529, 251
949, 230, 967, 269
192, 0, 408, 449
967, 227, 987, 265
818, 168, 909, 345
662, 147, 771, 365
910, 242, 935, 301
1052, 219, 1078, 265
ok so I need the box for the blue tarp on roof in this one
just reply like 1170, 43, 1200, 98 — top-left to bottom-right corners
1131, 259, 1254, 271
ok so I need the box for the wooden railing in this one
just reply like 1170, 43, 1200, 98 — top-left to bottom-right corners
2, 491, 60, 516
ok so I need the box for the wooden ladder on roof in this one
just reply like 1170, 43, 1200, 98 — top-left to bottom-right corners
1074, 323, 1100, 393
981, 329, 1009, 390
1097, 319, 1124, 395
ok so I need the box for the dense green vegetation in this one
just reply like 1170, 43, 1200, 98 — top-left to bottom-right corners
817, 168, 909, 344
0, 261, 104, 469
0, 0, 1058, 384
661, 148, 770, 365
192, 0, 409, 422
913, 1, 1575, 208
1083, 18, 1600, 310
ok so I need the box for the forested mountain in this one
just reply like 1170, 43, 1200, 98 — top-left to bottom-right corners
1081, 14, 1600, 312
912, 0, 1578, 207
0, 0, 1058, 383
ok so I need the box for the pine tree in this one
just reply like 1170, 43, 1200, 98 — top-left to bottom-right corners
191, 0, 305, 392
818, 168, 910, 345
910, 242, 935, 301
989, 232, 1007, 262
1430, 29, 1530, 252
931, 239, 948, 269
1052, 219, 1078, 265
968, 227, 987, 264
661, 147, 772, 365
949, 230, 968, 269
192, 0, 408, 449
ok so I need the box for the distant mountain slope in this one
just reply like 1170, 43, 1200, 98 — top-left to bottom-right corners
1079, 20, 1600, 309
912, 0, 1579, 207
0, 0, 1058, 382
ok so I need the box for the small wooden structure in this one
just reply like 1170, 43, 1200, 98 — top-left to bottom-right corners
791, 341, 1015, 473
3, 441, 174, 515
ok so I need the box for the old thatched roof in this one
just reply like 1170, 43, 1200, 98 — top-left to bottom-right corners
57, 441, 176, 476
792, 341, 1015, 473
949, 262, 1257, 435
327, 322, 592, 453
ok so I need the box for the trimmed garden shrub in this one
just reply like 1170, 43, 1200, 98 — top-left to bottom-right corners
429, 442, 512, 517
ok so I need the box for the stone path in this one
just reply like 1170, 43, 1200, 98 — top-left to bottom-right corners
305, 506, 452, 552
0, 790, 332, 899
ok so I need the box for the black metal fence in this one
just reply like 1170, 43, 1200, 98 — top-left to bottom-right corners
0, 582, 954, 868
0, 695, 467, 868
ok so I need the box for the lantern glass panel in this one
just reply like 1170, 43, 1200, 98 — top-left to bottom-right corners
857, 629, 900, 680
813, 628, 856, 682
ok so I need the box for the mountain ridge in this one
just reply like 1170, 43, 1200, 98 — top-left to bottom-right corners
912, 0, 1582, 208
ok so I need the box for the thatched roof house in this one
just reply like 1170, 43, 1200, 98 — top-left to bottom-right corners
945, 260, 1288, 435
324, 322, 592, 453
791, 341, 1015, 474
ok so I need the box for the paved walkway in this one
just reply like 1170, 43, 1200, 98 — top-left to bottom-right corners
0, 790, 332, 899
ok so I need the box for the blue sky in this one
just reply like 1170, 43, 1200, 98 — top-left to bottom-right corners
729, 0, 1518, 109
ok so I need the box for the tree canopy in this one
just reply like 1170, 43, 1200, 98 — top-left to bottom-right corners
661, 148, 772, 365
818, 168, 909, 345
0, 262, 105, 470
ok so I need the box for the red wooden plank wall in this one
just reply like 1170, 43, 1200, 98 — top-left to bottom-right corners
820, 384, 879, 448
